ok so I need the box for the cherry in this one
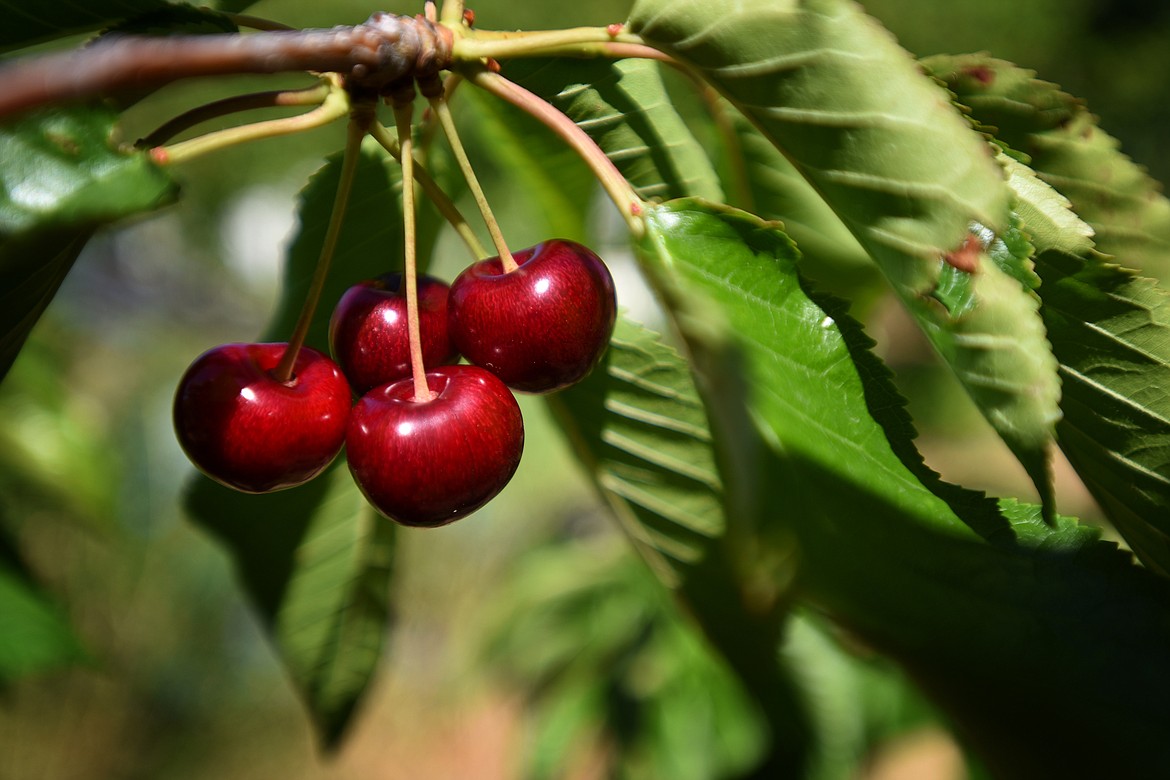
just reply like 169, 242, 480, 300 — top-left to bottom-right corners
346, 364, 524, 527
329, 273, 458, 395
173, 343, 351, 493
447, 239, 617, 393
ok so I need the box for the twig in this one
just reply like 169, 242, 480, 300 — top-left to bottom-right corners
0, 14, 451, 120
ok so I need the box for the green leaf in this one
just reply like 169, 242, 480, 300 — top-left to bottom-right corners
265, 135, 444, 350
481, 538, 767, 780
0, 0, 171, 51
721, 108, 870, 273
907, 213, 1060, 515
922, 54, 1170, 276
627, 0, 1062, 509
507, 57, 723, 202
550, 317, 726, 584
185, 465, 394, 748
0, 106, 176, 382
1001, 154, 1170, 574
0, 107, 176, 234
636, 197, 1170, 776
0, 522, 85, 681
106, 4, 237, 37
550, 315, 816, 776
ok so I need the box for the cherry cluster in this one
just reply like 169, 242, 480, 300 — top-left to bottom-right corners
173, 239, 616, 527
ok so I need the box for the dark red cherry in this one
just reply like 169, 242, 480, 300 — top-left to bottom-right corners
345, 364, 524, 527
447, 239, 617, 393
329, 273, 457, 395
173, 343, 351, 493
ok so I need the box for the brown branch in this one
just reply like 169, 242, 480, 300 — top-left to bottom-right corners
0, 13, 452, 121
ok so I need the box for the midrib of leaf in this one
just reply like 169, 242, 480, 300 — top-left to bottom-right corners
274, 479, 394, 730
627, 0, 1061, 511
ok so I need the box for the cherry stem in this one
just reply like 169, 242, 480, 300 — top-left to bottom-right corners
139, 82, 330, 147
430, 96, 518, 271
367, 121, 488, 261
272, 106, 372, 384
158, 84, 349, 165
393, 100, 436, 403
440, 0, 466, 26
453, 26, 649, 61
466, 68, 646, 236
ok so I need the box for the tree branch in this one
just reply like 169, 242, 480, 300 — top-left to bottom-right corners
0, 13, 452, 120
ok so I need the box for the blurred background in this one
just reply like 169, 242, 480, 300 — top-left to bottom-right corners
1, 0, 1167, 777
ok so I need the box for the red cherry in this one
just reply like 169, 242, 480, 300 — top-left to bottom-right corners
329, 273, 457, 394
173, 343, 351, 493
346, 365, 524, 527
447, 239, 617, 394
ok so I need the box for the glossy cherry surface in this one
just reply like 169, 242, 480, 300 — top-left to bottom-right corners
329, 273, 457, 394
447, 239, 617, 393
346, 364, 524, 527
173, 343, 351, 493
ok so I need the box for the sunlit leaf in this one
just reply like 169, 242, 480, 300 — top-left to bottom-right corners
0, 106, 176, 382
628, 0, 1060, 510
636, 197, 1170, 776
721, 108, 870, 273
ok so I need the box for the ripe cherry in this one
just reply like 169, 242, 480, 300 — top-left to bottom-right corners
329, 273, 458, 395
346, 364, 524, 527
447, 239, 617, 394
173, 343, 351, 493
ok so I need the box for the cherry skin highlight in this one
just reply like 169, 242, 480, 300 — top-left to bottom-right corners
346, 364, 524, 527
329, 273, 457, 395
447, 239, 617, 393
173, 343, 352, 493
